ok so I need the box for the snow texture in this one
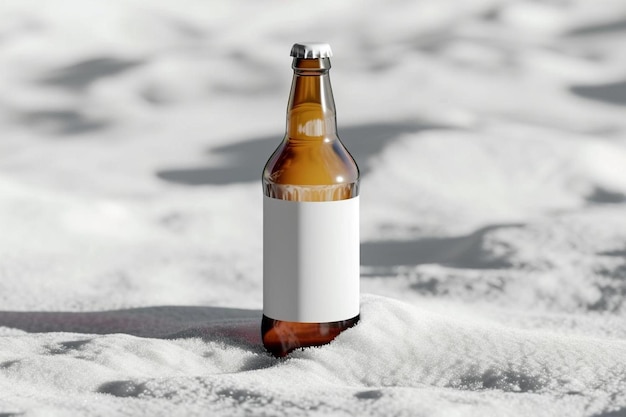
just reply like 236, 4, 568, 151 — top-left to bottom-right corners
1, 0, 626, 415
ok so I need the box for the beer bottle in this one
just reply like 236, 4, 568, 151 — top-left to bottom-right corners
262, 42, 360, 357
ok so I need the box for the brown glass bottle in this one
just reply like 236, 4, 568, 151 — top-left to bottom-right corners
262, 43, 360, 357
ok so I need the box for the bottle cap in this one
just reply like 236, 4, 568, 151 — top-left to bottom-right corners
290, 42, 333, 59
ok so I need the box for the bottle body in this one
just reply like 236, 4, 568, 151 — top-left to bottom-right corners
262, 46, 360, 357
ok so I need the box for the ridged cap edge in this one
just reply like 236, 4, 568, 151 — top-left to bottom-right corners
290, 42, 333, 58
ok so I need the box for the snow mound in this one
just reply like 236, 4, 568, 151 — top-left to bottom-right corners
67, 296, 623, 417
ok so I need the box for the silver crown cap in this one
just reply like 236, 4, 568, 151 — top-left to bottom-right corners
290, 42, 333, 58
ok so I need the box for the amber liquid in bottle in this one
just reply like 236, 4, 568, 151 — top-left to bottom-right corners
262, 52, 360, 357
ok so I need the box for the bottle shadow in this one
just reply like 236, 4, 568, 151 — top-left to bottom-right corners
0, 306, 281, 391
156, 121, 446, 186
0, 305, 262, 351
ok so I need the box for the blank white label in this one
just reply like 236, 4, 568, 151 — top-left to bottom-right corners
263, 195, 360, 323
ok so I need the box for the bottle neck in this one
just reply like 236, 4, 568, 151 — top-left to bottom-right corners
286, 58, 337, 141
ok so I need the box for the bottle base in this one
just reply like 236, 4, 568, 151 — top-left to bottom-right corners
261, 314, 360, 358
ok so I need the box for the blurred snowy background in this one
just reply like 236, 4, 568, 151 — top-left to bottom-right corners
1, 0, 626, 416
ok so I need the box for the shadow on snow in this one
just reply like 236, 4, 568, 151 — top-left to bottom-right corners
156, 121, 446, 186
0, 305, 262, 351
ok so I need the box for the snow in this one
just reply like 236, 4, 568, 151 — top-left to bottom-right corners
1, 0, 626, 415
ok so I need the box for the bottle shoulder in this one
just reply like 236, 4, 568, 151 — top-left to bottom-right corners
263, 136, 359, 186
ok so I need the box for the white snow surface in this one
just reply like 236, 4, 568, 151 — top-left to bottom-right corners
1, 0, 626, 415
